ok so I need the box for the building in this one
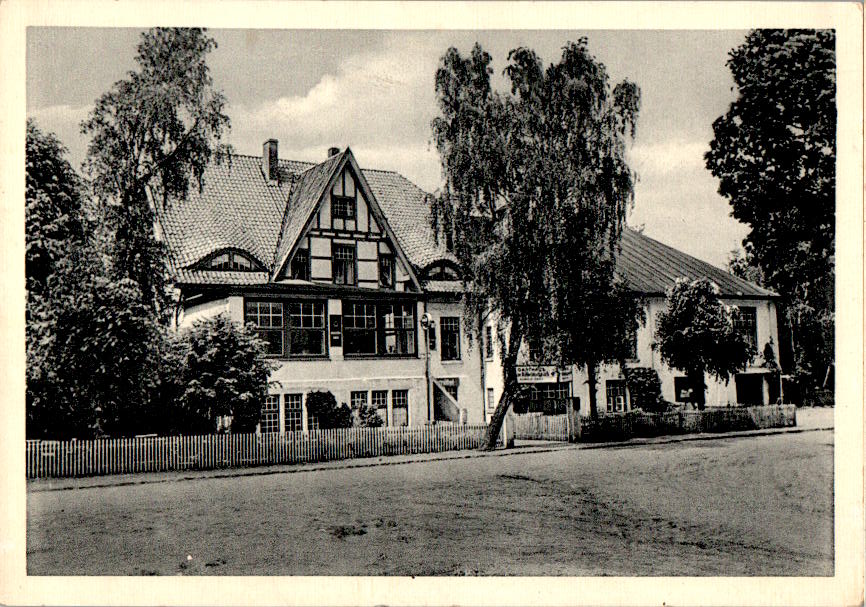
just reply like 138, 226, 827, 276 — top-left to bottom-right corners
158, 141, 781, 432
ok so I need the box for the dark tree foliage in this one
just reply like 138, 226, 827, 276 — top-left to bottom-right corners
171, 315, 275, 435
81, 28, 231, 317
654, 278, 756, 409
357, 402, 385, 427
623, 367, 667, 413
305, 391, 354, 430
431, 40, 642, 444
706, 29, 835, 392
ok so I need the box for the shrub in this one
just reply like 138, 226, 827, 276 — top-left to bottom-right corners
624, 367, 667, 413
305, 391, 354, 429
171, 314, 276, 435
357, 402, 384, 427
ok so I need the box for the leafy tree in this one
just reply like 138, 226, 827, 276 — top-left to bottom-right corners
623, 367, 667, 413
81, 27, 231, 317
171, 315, 275, 435
305, 391, 354, 430
705, 29, 835, 393
654, 278, 756, 409
357, 403, 385, 427
431, 40, 641, 445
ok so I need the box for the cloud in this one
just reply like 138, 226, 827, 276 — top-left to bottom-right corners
628, 139, 710, 179
27, 104, 92, 171
226, 36, 442, 176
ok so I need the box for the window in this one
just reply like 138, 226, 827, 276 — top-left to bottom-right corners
343, 301, 416, 356
351, 390, 368, 411
485, 325, 494, 359
379, 303, 416, 355
733, 306, 758, 350
245, 301, 284, 356
284, 394, 303, 432
372, 390, 388, 424
290, 249, 310, 281
245, 300, 326, 357
391, 390, 409, 426
343, 302, 377, 355
260, 395, 280, 433
487, 388, 495, 412
440, 317, 461, 361
332, 194, 356, 220
288, 302, 326, 356
333, 243, 356, 285
206, 251, 258, 271
674, 376, 701, 403
379, 255, 395, 289
606, 380, 627, 413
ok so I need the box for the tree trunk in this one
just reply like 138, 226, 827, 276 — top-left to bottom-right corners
480, 321, 521, 451
586, 360, 599, 418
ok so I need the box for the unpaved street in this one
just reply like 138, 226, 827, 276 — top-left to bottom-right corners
27, 430, 833, 576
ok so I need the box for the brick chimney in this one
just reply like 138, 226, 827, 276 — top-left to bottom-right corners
263, 139, 278, 182
328, 146, 340, 158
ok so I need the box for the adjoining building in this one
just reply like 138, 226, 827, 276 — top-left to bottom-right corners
158, 141, 781, 432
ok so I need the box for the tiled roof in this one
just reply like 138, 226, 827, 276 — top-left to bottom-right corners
272, 152, 344, 275
616, 229, 777, 298
158, 151, 773, 300
363, 170, 455, 271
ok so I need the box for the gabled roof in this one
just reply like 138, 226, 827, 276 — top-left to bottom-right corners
617, 229, 777, 298
158, 150, 773, 301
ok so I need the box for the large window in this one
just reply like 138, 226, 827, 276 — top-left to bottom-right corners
606, 380, 627, 413
391, 390, 409, 426
485, 325, 494, 360
333, 243, 356, 285
260, 395, 280, 433
332, 194, 356, 220
245, 300, 327, 357
290, 249, 310, 281
343, 301, 416, 356
440, 317, 461, 361
379, 304, 416, 355
288, 302, 327, 356
343, 302, 377, 355
244, 301, 284, 356
733, 306, 758, 350
351, 390, 368, 411
284, 394, 303, 432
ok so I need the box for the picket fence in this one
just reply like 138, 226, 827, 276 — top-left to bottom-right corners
26, 424, 492, 479
512, 414, 570, 441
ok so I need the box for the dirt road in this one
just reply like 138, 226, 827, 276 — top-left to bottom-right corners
27, 430, 833, 576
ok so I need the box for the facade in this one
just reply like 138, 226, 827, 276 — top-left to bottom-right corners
159, 141, 780, 432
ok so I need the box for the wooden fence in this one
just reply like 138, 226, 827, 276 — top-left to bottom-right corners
577, 404, 796, 442
512, 414, 570, 441
26, 424, 492, 479
512, 405, 796, 442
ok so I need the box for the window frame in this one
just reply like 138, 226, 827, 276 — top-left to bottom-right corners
342, 300, 418, 358
371, 390, 389, 424
331, 194, 356, 221
244, 300, 285, 357
244, 299, 328, 359
379, 254, 395, 289
440, 316, 461, 361
290, 249, 310, 281
485, 325, 494, 360
605, 380, 628, 413
284, 393, 303, 432
391, 389, 409, 427
733, 305, 758, 351
332, 242, 357, 286
203, 250, 261, 272
260, 395, 280, 433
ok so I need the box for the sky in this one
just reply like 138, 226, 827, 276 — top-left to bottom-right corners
26, 28, 751, 268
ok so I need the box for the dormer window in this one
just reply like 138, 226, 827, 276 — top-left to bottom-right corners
423, 262, 460, 281
332, 195, 356, 220
202, 251, 260, 271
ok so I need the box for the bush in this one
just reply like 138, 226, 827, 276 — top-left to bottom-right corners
305, 391, 354, 429
357, 402, 384, 427
170, 314, 275, 435
624, 367, 667, 413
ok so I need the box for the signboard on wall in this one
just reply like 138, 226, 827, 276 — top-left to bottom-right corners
329, 315, 342, 347
516, 365, 573, 383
